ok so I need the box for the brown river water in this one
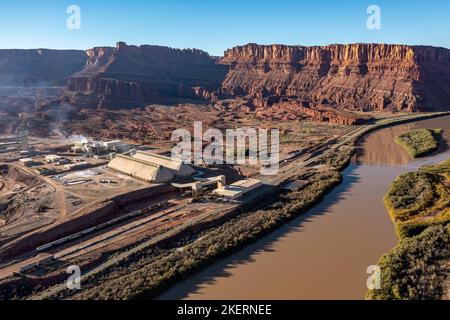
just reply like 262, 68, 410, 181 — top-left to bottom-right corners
158, 116, 450, 300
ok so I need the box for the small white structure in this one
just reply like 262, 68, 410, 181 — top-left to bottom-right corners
45, 154, 62, 163
65, 162, 89, 171
102, 140, 133, 153
71, 145, 84, 153
213, 178, 262, 200
19, 158, 33, 167
56, 158, 71, 166
20, 150, 30, 156
171, 175, 226, 191
102, 140, 123, 149
71, 138, 133, 155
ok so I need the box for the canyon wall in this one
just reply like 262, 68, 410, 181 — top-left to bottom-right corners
0, 49, 87, 87
64, 42, 228, 108
219, 43, 450, 112
2, 42, 449, 113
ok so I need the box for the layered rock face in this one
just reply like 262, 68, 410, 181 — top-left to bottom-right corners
65, 42, 228, 108
219, 43, 450, 112
62, 42, 450, 112
0, 49, 87, 86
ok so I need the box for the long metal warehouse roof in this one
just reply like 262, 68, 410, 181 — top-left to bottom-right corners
108, 154, 174, 183
133, 151, 195, 177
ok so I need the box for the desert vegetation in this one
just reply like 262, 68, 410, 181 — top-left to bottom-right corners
367, 225, 449, 300
394, 128, 442, 158
384, 159, 450, 238
368, 159, 450, 300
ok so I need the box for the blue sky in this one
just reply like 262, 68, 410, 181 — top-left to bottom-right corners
0, 0, 448, 55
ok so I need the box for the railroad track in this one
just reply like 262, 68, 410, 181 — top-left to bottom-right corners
31, 204, 236, 300
53, 203, 188, 261
0, 201, 171, 276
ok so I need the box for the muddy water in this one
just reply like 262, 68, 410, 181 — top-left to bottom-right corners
158, 116, 450, 300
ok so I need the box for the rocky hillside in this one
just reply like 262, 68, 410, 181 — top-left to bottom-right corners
0, 49, 86, 87
219, 43, 450, 112
64, 42, 228, 108
2, 42, 449, 113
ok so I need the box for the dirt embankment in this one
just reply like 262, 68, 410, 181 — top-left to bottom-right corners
0, 164, 41, 188
0, 184, 175, 261
0, 164, 52, 222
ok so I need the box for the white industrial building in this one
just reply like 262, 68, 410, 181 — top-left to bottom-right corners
107, 152, 195, 183
19, 158, 34, 167
107, 154, 174, 183
45, 154, 62, 163
71, 138, 134, 155
65, 162, 89, 171
132, 151, 195, 177
213, 178, 262, 200
171, 175, 226, 192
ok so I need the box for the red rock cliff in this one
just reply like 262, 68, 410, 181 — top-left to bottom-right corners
220, 43, 450, 112
65, 42, 228, 108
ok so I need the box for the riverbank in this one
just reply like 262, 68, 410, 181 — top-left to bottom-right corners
14, 111, 450, 300
367, 159, 450, 300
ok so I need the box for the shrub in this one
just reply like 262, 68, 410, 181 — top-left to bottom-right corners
394, 128, 441, 158
367, 225, 449, 300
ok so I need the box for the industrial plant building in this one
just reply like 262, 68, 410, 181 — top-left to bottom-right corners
132, 151, 195, 177
107, 152, 196, 183
107, 154, 175, 183
171, 175, 226, 192
213, 178, 262, 199
107, 150, 262, 199
45, 155, 62, 163
19, 158, 34, 167
71, 138, 134, 155
0, 130, 29, 152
